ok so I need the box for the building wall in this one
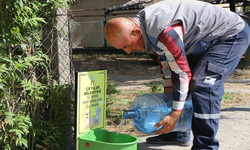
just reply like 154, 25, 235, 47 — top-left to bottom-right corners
70, 0, 138, 48
70, 0, 245, 49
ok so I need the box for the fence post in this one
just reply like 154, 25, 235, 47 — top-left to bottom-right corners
56, 1, 74, 149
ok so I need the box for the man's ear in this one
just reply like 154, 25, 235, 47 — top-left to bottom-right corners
132, 28, 142, 37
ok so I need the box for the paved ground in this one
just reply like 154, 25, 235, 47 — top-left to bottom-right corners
73, 51, 250, 150
113, 77, 250, 150
135, 79, 250, 150
137, 100, 250, 150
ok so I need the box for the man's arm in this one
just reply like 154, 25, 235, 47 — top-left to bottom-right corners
152, 22, 192, 134
153, 51, 173, 95
157, 22, 191, 111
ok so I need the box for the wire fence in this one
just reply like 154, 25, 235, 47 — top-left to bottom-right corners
0, 1, 74, 149
42, 4, 74, 86
41, 5, 75, 149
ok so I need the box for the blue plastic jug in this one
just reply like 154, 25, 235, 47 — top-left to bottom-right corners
122, 93, 193, 135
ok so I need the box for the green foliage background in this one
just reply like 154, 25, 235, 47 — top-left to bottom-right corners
0, 0, 73, 149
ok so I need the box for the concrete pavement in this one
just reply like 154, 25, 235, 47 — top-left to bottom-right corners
136, 100, 250, 150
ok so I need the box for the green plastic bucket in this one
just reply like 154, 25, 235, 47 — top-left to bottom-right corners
78, 128, 139, 150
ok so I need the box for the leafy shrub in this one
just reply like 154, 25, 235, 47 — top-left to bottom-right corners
107, 82, 121, 95
148, 83, 164, 93
0, 0, 73, 149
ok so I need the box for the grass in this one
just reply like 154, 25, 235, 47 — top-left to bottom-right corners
148, 83, 164, 93
107, 82, 121, 95
105, 82, 248, 134
221, 92, 244, 107
222, 92, 234, 101
106, 82, 164, 125
106, 82, 245, 112
105, 83, 150, 135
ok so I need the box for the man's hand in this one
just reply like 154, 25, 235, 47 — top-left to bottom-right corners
152, 110, 182, 134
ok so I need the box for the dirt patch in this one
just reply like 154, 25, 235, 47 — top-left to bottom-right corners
73, 51, 250, 137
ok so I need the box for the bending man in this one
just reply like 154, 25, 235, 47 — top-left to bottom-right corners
105, 0, 250, 149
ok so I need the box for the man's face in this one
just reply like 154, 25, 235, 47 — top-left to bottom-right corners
122, 32, 145, 54
107, 28, 145, 54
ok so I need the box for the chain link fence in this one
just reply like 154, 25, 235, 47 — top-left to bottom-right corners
42, 3, 74, 86
0, 1, 74, 149
41, 4, 75, 149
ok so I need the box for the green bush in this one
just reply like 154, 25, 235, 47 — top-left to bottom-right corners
148, 83, 164, 93
222, 92, 234, 102
107, 82, 121, 95
0, 0, 72, 149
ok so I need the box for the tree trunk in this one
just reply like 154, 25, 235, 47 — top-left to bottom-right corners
229, 0, 236, 12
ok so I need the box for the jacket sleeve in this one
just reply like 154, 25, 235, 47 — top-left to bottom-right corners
156, 22, 192, 111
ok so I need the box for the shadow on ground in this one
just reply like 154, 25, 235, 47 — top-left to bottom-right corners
221, 107, 250, 112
